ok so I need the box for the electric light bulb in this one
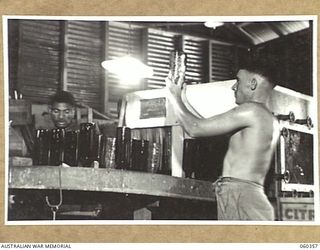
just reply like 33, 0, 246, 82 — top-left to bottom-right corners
101, 56, 154, 84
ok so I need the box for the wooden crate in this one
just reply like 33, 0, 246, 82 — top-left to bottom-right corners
9, 99, 32, 126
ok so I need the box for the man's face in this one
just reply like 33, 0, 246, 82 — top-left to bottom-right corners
232, 69, 253, 105
50, 102, 75, 129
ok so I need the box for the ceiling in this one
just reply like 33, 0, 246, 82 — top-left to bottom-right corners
133, 20, 311, 47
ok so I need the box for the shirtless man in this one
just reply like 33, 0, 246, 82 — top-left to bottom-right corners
167, 62, 279, 220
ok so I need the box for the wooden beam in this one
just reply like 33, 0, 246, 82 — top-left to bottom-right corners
9, 166, 216, 202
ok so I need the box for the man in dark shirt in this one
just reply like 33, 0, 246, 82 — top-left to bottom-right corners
49, 90, 77, 131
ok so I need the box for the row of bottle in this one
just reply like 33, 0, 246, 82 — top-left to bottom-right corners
32, 124, 171, 174
114, 127, 163, 173
33, 123, 99, 167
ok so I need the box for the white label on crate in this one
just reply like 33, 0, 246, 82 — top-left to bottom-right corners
280, 197, 314, 221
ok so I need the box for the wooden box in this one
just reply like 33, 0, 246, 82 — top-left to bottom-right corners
9, 99, 32, 126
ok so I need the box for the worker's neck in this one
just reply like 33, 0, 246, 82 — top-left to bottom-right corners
250, 95, 268, 105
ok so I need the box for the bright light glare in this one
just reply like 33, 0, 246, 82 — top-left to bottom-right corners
101, 56, 154, 84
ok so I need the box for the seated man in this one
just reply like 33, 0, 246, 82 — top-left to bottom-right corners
49, 90, 78, 131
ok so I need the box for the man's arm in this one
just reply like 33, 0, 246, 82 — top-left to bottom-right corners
167, 80, 256, 138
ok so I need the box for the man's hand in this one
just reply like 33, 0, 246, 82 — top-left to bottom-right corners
165, 76, 186, 101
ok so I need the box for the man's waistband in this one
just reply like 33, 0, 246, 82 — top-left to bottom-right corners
214, 176, 264, 189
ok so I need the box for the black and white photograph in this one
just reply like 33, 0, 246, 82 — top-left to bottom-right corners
4, 16, 318, 224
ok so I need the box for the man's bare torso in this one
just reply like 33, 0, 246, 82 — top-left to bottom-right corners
222, 103, 279, 185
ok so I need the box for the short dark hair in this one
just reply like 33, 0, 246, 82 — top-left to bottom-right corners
239, 57, 279, 88
50, 91, 76, 106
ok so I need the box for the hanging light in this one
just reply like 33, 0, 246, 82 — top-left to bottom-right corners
101, 23, 154, 84
204, 21, 224, 29
101, 55, 154, 82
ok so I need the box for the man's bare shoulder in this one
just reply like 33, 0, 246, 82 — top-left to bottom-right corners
233, 102, 274, 124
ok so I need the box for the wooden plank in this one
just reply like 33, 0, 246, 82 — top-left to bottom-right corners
9, 166, 216, 202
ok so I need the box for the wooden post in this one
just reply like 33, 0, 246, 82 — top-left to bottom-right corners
101, 22, 110, 114
60, 21, 68, 91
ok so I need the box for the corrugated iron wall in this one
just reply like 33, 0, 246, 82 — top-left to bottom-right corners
8, 20, 248, 116
105, 22, 144, 118
146, 31, 210, 88
210, 42, 237, 82
16, 20, 61, 103
146, 29, 176, 89
8, 20, 19, 98
63, 20, 104, 111
184, 38, 209, 84
106, 22, 143, 97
